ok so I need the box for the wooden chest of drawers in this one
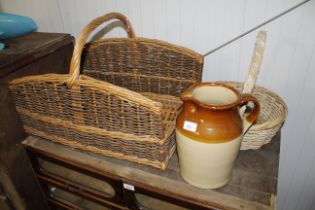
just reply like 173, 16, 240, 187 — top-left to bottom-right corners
23, 135, 280, 210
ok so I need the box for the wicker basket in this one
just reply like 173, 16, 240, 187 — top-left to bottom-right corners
223, 31, 288, 150
225, 82, 288, 150
9, 13, 203, 169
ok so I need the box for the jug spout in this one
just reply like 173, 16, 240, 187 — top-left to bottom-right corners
180, 86, 194, 101
183, 101, 198, 113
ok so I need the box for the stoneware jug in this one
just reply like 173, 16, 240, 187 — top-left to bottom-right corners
176, 82, 260, 189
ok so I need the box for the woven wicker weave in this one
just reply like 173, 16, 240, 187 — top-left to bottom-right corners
224, 31, 288, 150
9, 13, 203, 169
226, 82, 288, 150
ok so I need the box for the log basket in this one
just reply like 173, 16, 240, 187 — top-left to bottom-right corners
9, 12, 204, 169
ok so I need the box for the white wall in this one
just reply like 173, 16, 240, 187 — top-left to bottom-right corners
1, 0, 315, 209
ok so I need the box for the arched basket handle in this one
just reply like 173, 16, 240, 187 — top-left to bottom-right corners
243, 31, 267, 94
67, 12, 136, 87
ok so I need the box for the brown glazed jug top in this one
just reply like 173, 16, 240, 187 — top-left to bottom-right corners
176, 82, 245, 143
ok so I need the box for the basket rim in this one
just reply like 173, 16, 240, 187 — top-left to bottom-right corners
85, 37, 204, 64
222, 81, 288, 130
9, 73, 164, 114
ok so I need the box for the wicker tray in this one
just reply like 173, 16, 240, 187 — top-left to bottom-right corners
9, 13, 203, 169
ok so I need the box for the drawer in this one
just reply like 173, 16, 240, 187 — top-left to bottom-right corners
46, 183, 119, 210
134, 193, 188, 210
123, 184, 218, 210
26, 150, 125, 207
38, 157, 116, 198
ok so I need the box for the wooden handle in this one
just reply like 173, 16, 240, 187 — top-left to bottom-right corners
66, 12, 136, 87
243, 31, 267, 94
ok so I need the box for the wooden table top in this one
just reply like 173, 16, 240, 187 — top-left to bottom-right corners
0, 32, 73, 78
23, 134, 280, 210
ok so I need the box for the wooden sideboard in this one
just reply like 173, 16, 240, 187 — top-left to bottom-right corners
23, 134, 280, 210
0, 32, 74, 210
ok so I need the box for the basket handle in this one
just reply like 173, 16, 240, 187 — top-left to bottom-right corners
243, 31, 267, 94
66, 12, 136, 88
240, 94, 260, 132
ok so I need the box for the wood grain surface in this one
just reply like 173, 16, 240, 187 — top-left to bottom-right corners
23, 133, 280, 210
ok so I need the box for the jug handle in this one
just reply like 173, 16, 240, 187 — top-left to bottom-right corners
239, 94, 260, 132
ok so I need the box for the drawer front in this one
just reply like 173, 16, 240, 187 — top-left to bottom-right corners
135, 193, 189, 210
38, 157, 117, 199
26, 149, 125, 208
122, 183, 222, 210
44, 182, 122, 210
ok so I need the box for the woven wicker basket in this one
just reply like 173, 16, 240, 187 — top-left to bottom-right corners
225, 82, 288, 150
9, 13, 203, 169
224, 31, 288, 150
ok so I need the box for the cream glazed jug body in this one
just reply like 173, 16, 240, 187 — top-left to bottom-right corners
176, 82, 260, 189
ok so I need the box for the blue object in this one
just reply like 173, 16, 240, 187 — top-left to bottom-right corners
0, 32, 4, 49
0, 12, 37, 50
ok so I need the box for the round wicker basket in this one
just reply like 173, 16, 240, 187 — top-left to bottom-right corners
222, 31, 288, 150
224, 81, 288, 150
